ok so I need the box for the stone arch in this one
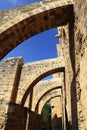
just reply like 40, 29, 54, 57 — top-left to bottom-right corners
35, 89, 61, 114
31, 78, 62, 111
40, 95, 61, 115
0, 57, 66, 130
35, 86, 61, 112
0, 1, 73, 59
20, 63, 65, 106
15, 57, 65, 105
0, 57, 65, 130
29, 91, 62, 130
34, 88, 63, 130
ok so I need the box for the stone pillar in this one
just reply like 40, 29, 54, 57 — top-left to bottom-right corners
0, 57, 23, 130
5, 103, 27, 130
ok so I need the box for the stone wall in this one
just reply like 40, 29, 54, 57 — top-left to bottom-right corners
55, 29, 73, 128
74, 0, 87, 129
17, 57, 64, 105
0, 56, 64, 130
79, 48, 87, 129
51, 97, 62, 130
0, 0, 86, 130
5, 104, 27, 130
28, 111, 42, 130
57, 0, 87, 129
0, 57, 23, 130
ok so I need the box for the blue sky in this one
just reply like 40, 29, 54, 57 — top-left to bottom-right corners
0, 0, 59, 64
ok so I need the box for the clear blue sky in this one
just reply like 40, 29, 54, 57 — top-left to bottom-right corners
0, 0, 59, 63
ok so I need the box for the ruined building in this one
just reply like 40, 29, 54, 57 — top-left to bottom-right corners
0, 0, 87, 130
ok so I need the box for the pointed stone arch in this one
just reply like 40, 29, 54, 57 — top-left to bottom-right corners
35, 87, 61, 113
40, 95, 61, 114
0, 1, 73, 59
18, 57, 65, 106
31, 78, 62, 111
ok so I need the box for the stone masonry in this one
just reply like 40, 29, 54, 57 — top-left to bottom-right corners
17, 56, 64, 106
0, 56, 64, 130
0, 0, 87, 130
31, 78, 62, 111
0, 57, 23, 129
51, 97, 62, 130
0, 0, 73, 59
38, 90, 61, 114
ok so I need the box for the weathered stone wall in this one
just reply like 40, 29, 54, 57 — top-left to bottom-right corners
0, 0, 86, 130
57, 0, 87, 128
59, 25, 73, 127
53, 41, 71, 129
28, 111, 42, 130
74, 0, 87, 129
70, 0, 87, 129
80, 48, 87, 129
5, 104, 27, 130
74, 0, 87, 37
54, 33, 73, 127
0, 57, 23, 130
17, 57, 64, 105
51, 97, 62, 130
0, 56, 64, 130
51, 97, 62, 119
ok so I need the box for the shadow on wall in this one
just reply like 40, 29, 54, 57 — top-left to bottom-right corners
68, 21, 78, 130
5, 103, 42, 130
4, 103, 28, 130
52, 114, 62, 130
28, 110, 42, 130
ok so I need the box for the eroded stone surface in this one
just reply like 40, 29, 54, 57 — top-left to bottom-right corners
0, 0, 87, 129
0, 0, 73, 59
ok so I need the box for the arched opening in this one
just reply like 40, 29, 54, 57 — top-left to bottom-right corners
35, 86, 62, 113
0, 1, 77, 130
41, 95, 63, 130
28, 77, 62, 112
21, 68, 64, 106
34, 88, 62, 130
1, 28, 58, 63
0, 1, 73, 59
35, 90, 62, 130
28, 87, 62, 130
